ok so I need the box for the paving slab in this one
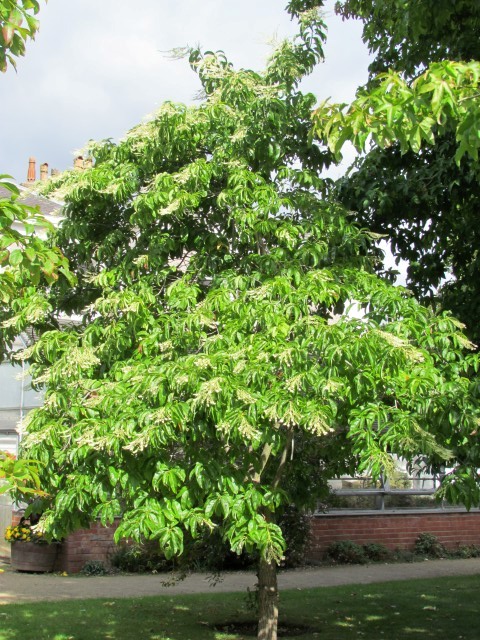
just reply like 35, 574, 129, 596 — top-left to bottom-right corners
1, 558, 480, 605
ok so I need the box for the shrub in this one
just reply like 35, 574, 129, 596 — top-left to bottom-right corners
326, 540, 367, 564
391, 548, 417, 563
452, 544, 480, 559
111, 535, 255, 574
81, 560, 108, 576
278, 506, 311, 568
363, 543, 390, 562
111, 543, 172, 573
414, 533, 446, 558
111, 508, 310, 574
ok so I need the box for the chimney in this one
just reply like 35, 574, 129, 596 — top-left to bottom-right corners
51, 168, 60, 178
40, 162, 49, 181
73, 156, 84, 171
27, 157, 36, 183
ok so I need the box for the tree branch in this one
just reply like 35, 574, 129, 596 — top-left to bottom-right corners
245, 442, 272, 484
272, 431, 294, 491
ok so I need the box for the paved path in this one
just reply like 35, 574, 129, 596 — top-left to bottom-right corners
1, 558, 480, 605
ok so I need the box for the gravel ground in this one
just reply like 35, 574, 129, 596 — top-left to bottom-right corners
1, 557, 480, 604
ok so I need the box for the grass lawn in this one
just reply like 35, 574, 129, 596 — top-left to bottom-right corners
0, 574, 478, 639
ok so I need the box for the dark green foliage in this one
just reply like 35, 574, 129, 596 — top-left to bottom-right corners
326, 540, 390, 564
452, 544, 480, 559
335, 0, 480, 76
337, 137, 480, 346
391, 548, 417, 563
111, 532, 256, 574
414, 533, 447, 558
326, 540, 368, 564
363, 542, 390, 562
110, 509, 310, 574
278, 506, 311, 568
81, 560, 109, 576
325, 537, 480, 564
333, 0, 480, 346
111, 543, 173, 574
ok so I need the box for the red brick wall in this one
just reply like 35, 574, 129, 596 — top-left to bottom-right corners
308, 511, 480, 560
10, 511, 121, 574
11, 512, 22, 527
54, 519, 121, 574
10, 509, 480, 572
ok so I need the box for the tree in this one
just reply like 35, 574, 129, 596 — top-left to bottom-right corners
0, 177, 74, 359
0, 0, 58, 324
0, 179, 72, 496
0, 2, 71, 357
335, 0, 480, 75
0, 0, 45, 72
0, 1, 73, 497
324, 0, 480, 344
10, 4, 480, 640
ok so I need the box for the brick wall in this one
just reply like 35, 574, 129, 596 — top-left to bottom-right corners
54, 519, 121, 574
11, 511, 121, 574
9, 509, 480, 572
11, 512, 21, 527
308, 510, 480, 560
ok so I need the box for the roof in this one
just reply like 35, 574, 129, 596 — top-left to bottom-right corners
0, 184, 62, 217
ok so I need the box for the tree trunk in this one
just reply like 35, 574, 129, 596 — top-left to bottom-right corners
257, 557, 279, 640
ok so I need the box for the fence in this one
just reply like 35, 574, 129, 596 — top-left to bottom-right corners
326, 474, 445, 512
307, 474, 480, 559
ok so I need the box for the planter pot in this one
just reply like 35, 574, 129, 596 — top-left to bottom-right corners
11, 541, 58, 573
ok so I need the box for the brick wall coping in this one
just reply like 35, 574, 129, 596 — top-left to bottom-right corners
313, 507, 480, 517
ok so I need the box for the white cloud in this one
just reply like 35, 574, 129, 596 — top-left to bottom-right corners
0, 0, 370, 182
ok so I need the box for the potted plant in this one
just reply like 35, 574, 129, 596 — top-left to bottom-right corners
5, 514, 59, 572
1, 451, 58, 572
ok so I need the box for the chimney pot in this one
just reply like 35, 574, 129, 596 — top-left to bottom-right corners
40, 162, 49, 181
51, 168, 60, 177
27, 157, 36, 183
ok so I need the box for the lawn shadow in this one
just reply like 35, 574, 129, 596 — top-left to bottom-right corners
1, 576, 480, 639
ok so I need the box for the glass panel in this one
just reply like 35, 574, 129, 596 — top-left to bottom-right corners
22, 382, 44, 408
0, 409, 21, 431
0, 363, 43, 409
0, 431, 19, 455
0, 364, 22, 408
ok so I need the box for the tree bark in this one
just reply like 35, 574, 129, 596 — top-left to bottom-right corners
257, 556, 279, 640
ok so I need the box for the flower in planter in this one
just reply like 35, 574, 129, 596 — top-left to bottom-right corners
5, 518, 48, 545
7, 516, 60, 573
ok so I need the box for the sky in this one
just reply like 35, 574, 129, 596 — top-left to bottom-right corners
0, 0, 371, 183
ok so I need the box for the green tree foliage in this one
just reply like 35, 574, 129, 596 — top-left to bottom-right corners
335, 0, 480, 75
0, 1, 73, 498
0, 2, 73, 358
0, 449, 46, 497
0, 0, 44, 72
322, 1, 480, 344
0, 177, 74, 359
0, 182, 72, 497
316, 61, 480, 163
8, 5, 479, 638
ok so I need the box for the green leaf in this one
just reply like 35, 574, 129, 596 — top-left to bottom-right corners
9, 248, 23, 266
